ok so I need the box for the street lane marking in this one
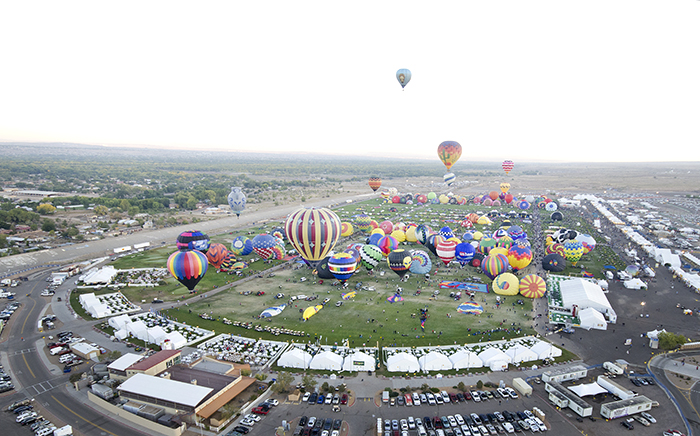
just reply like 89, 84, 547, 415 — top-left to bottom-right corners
50, 395, 119, 436
22, 353, 36, 378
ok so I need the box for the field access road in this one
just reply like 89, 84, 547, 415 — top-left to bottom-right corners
650, 351, 700, 436
0, 193, 375, 277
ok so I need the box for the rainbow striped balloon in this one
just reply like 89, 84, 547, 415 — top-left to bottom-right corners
285, 207, 341, 267
167, 249, 208, 291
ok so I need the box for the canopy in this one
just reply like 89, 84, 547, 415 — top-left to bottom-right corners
623, 278, 647, 289
278, 348, 313, 369
577, 307, 608, 330
126, 320, 149, 341
449, 350, 483, 369
418, 351, 452, 371
568, 383, 607, 397
147, 326, 168, 344
108, 314, 132, 330
505, 345, 538, 363
529, 341, 562, 359
309, 350, 343, 371
560, 278, 612, 313
386, 352, 420, 372
478, 348, 512, 366
161, 331, 187, 349
342, 351, 376, 372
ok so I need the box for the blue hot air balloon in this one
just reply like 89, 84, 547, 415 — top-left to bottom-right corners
396, 68, 412, 89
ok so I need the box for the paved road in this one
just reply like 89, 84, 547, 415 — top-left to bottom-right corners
650, 351, 700, 436
0, 194, 375, 277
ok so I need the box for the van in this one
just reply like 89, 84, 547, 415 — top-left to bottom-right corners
50, 347, 67, 356
382, 391, 390, 403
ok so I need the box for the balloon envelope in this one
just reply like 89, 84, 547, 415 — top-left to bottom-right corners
437, 141, 462, 171
507, 243, 533, 271
251, 234, 279, 259
457, 301, 484, 315
328, 252, 357, 282
176, 230, 210, 252
285, 207, 341, 267
341, 222, 354, 237
563, 241, 585, 265
396, 68, 412, 89
543, 253, 566, 272
368, 176, 382, 192
227, 187, 246, 216
167, 249, 208, 291
303, 305, 323, 320
315, 257, 335, 279
492, 273, 519, 296
455, 242, 475, 266
502, 160, 514, 174
519, 274, 546, 298
231, 236, 253, 256
409, 250, 432, 274
387, 249, 412, 278
481, 253, 510, 280
206, 243, 230, 269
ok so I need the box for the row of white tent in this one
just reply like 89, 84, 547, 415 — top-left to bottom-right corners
78, 293, 111, 318
108, 314, 187, 350
386, 341, 562, 373
277, 348, 377, 372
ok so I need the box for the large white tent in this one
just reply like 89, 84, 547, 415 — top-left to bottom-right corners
160, 331, 187, 350
449, 350, 483, 369
126, 320, 148, 341
623, 278, 647, 290
568, 383, 607, 397
419, 351, 452, 371
386, 352, 420, 373
277, 348, 313, 369
309, 350, 343, 371
505, 345, 538, 363
87, 303, 111, 318
147, 326, 168, 344
577, 307, 608, 330
560, 278, 616, 323
529, 341, 562, 359
478, 348, 512, 366
342, 351, 376, 372
109, 314, 132, 330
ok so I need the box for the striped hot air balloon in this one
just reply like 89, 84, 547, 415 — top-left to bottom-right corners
167, 249, 208, 291
502, 160, 514, 174
368, 176, 382, 192
519, 274, 546, 298
285, 207, 341, 267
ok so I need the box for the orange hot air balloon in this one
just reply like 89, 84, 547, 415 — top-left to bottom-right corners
368, 176, 382, 192
437, 141, 462, 171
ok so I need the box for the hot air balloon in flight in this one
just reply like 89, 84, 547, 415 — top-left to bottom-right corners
444, 173, 456, 186
502, 160, 514, 175
437, 141, 462, 171
396, 69, 412, 89
227, 187, 246, 218
167, 249, 208, 291
368, 176, 382, 192
500, 183, 511, 194
285, 207, 341, 267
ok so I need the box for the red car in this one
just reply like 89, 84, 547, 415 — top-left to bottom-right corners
340, 394, 348, 405
252, 406, 269, 415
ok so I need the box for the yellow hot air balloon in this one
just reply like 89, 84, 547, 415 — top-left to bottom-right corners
500, 183, 511, 194
437, 141, 462, 171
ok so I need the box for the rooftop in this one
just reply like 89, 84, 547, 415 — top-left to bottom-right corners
128, 349, 180, 372
108, 353, 144, 372
117, 373, 213, 408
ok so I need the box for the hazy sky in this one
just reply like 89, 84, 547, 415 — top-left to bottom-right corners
1, 1, 699, 163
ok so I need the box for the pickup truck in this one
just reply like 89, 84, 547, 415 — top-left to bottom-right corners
251, 406, 269, 415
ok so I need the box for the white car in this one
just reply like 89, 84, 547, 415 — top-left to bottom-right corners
441, 391, 451, 403
407, 416, 416, 429
302, 392, 311, 402
448, 416, 458, 427
325, 394, 332, 404
412, 392, 421, 406
426, 392, 437, 405
455, 414, 465, 426
266, 398, 279, 406
400, 419, 408, 431
502, 422, 514, 434
533, 417, 547, 432
240, 418, 256, 427
243, 414, 261, 422
471, 391, 481, 402
420, 393, 428, 404
641, 412, 656, 423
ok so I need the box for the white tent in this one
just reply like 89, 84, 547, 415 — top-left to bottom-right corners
114, 328, 128, 340
147, 326, 168, 345
505, 345, 538, 363
529, 341, 562, 359
309, 351, 343, 371
489, 360, 509, 371
449, 350, 483, 369
342, 351, 376, 372
161, 331, 187, 349
126, 320, 149, 341
478, 348, 512, 366
623, 278, 647, 289
652, 247, 681, 268
277, 348, 313, 369
418, 351, 452, 371
577, 307, 608, 330
386, 352, 420, 373
568, 383, 607, 397
87, 303, 111, 318
79, 293, 99, 310
109, 314, 132, 330
560, 279, 612, 314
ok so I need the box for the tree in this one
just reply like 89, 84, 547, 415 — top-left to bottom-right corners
476, 380, 483, 389
271, 371, 294, 394
658, 331, 687, 350
302, 374, 317, 392
69, 372, 84, 383
241, 369, 252, 377
119, 199, 131, 211
457, 381, 466, 392
41, 219, 56, 232
37, 203, 56, 215
94, 205, 109, 216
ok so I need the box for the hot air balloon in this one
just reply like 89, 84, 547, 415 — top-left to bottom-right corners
507, 243, 533, 271
545, 202, 558, 212
231, 236, 253, 256
227, 187, 246, 218
576, 234, 597, 254
354, 213, 372, 233
470, 252, 485, 267
455, 242, 475, 266
368, 176, 382, 192
563, 240, 584, 265
377, 235, 399, 256
340, 222, 354, 237
500, 182, 511, 194
457, 301, 484, 315
360, 244, 383, 270
437, 141, 462, 171
379, 220, 393, 235
405, 225, 418, 242
328, 252, 357, 282
387, 249, 412, 279
314, 257, 335, 279
396, 68, 412, 89
251, 234, 279, 259
502, 160, 514, 175
285, 207, 341, 267
550, 211, 563, 221
492, 273, 519, 296
436, 239, 457, 266
542, 253, 566, 272
444, 173, 456, 186
409, 250, 432, 274
390, 229, 406, 243
176, 230, 210, 252
415, 225, 432, 245
167, 249, 208, 291
545, 242, 566, 257
519, 274, 546, 298
478, 237, 497, 255
205, 243, 230, 269
481, 253, 509, 280
518, 200, 530, 210
260, 304, 286, 318
303, 305, 323, 321
367, 232, 383, 246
